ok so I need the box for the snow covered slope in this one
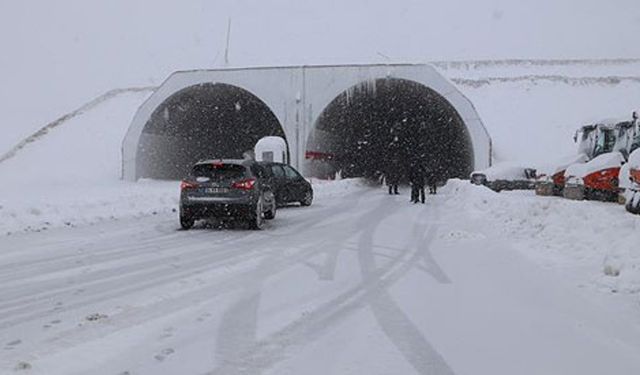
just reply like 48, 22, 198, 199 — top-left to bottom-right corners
435, 59, 640, 166
0, 90, 157, 234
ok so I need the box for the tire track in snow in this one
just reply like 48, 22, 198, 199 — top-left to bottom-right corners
212, 194, 374, 374
1, 191, 372, 366
356, 198, 455, 375
205, 196, 406, 375
0, 190, 367, 319
0, 190, 368, 332
205, 194, 452, 375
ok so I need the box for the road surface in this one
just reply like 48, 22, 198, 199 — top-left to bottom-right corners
1, 185, 640, 374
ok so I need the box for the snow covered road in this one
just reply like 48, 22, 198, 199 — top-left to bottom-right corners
2, 183, 640, 374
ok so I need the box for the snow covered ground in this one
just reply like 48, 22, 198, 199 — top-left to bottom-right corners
2, 180, 640, 374
1, 57, 640, 374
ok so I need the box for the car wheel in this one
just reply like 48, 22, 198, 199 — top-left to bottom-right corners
264, 201, 277, 220
300, 190, 313, 206
627, 193, 640, 214
180, 215, 195, 230
249, 198, 265, 230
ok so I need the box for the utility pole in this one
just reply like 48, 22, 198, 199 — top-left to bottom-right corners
224, 18, 232, 66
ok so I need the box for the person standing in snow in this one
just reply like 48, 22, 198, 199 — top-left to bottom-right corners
426, 165, 438, 195
385, 135, 402, 195
385, 166, 400, 195
409, 162, 427, 204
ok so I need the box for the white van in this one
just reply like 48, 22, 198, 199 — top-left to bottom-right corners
255, 136, 288, 164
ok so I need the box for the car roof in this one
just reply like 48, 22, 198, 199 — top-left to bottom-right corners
194, 159, 254, 167
257, 161, 283, 166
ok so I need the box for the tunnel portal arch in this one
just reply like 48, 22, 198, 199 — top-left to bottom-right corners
134, 82, 287, 180
123, 64, 491, 181
305, 78, 474, 181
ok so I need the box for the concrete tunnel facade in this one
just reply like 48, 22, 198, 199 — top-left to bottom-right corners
122, 63, 491, 181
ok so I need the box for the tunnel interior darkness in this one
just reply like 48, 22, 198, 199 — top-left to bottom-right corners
309, 78, 473, 181
136, 83, 286, 179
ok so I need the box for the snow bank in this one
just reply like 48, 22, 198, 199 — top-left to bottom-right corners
441, 179, 640, 295
0, 91, 161, 235
0, 176, 366, 236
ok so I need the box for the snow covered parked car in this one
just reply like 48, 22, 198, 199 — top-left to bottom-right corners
470, 163, 537, 192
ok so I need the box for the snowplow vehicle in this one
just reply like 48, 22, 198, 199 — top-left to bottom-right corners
535, 123, 609, 196
564, 114, 640, 201
625, 148, 640, 214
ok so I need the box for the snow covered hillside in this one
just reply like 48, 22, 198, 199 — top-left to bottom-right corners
435, 59, 640, 165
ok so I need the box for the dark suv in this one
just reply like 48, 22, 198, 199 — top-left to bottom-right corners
179, 159, 277, 230
258, 162, 313, 207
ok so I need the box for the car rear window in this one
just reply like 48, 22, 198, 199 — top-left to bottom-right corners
192, 163, 247, 180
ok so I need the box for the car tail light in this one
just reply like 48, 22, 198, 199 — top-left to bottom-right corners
180, 180, 199, 190
232, 178, 256, 190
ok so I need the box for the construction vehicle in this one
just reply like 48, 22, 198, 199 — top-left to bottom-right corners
625, 148, 640, 214
535, 123, 614, 196
563, 113, 640, 201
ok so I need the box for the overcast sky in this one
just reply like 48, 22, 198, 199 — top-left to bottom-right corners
1, 0, 639, 141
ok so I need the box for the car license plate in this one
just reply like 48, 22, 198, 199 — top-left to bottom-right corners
205, 187, 228, 193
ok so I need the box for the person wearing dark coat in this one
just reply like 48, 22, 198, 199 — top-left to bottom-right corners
385, 167, 400, 195
409, 163, 427, 204
426, 167, 438, 195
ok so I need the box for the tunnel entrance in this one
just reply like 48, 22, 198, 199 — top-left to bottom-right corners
136, 83, 286, 180
306, 78, 473, 182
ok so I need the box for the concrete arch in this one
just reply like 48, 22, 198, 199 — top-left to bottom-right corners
123, 64, 491, 181
136, 82, 287, 180
123, 69, 298, 180
302, 64, 490, 176
304, 77, 474, 180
